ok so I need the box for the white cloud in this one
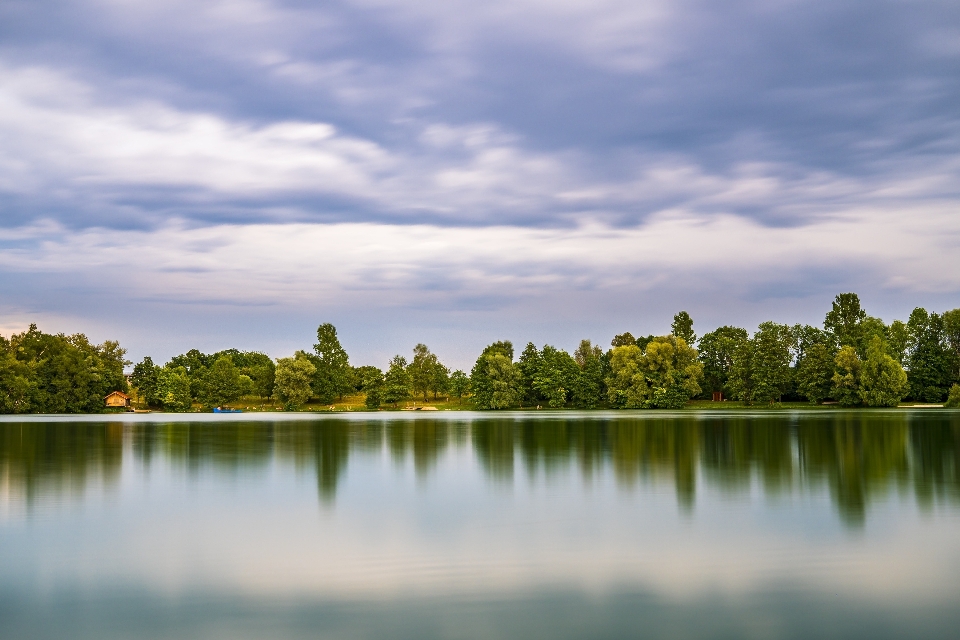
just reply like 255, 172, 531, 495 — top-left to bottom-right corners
2, 203, 958, 314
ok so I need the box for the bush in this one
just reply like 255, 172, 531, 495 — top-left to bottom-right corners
946, 384, 960, 408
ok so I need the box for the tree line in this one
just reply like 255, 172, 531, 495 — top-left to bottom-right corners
2, 293, 960, 413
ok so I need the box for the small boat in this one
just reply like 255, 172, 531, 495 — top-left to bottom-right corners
213, 407, 243, 413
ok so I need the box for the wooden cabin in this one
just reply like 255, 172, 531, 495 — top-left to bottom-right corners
104, 390, 131, 408
712, 391, 724, 402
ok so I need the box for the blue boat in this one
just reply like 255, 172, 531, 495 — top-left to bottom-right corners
213, 407, 242, 413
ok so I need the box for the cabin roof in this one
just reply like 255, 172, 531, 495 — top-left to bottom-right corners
104, 390, 131, 399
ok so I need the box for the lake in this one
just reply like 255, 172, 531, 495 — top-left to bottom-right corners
2, 410, 959, 639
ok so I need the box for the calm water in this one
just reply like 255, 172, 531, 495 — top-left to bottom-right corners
2, 411, 960, 639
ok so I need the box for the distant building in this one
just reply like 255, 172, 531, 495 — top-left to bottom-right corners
104, 390, 131, 408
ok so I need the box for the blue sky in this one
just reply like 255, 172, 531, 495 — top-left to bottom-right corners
1, 0, 959, 368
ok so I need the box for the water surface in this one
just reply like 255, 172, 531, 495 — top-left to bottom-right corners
2, 411, 959, 639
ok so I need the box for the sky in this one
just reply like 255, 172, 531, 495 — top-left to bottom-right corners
1, 0, 959, 368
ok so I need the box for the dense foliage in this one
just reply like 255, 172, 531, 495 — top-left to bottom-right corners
3, 294, 960, 412
0, 324, 129, 413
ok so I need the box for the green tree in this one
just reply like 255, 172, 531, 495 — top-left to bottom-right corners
572, 339, 604, 408
906, 308, 952, 401
671, 311, 696, 346
729, 322, 793, 405
832, 346, 862, 407
200, 355, 250, 408
792, 324, 830, 366
353, 365, 381, 392
728, 339, 756, 404
363, 368, 385, 409
7, 324, 129, 413
610, 333, 636, 348
942, 308, 960, 382
796, 342, 835, 404
470, 341, 514, 410
131, 357, 161, 407
606, 336, 703, 409
859, 336, 908, 407
635, 334, 656, 352
824, 292, 866, 349
157, 366, 193, 412
383, 356, 410, 407
698, 326, 748, 397
408, 344, 439, 401
606, 344, 647, 408
0, 350, 36, 413
517, 342, 543, 406
486, 353, 520, 409
752, 322, 794, 403
238, 352, 275, 402
167, 348, 210, 399
430, 361, 450, 400
312, 323, 352, 402
449, 370, 469, 404
945, 384, 960, 408
273, 355, 316, 410
887, 320, 910, 366
859, 316, 888, 356
532, 345, 579, 408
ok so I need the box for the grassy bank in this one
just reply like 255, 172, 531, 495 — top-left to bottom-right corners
127, 393, 951, 413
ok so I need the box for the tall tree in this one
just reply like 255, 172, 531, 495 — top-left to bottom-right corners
859, 336, 908, 407
795, 342, 835, 404
728, 339, 756, 405
485, 354, 520, 409
273, 355, 316, 410
200, 355, 250, 408
698, 326, 748, 397
408, 343, 439, 401
887, 320, 911, 366
383, 356, 410, 407
906, 308, 952, 401
238, 352, 276, 402
517, 342, 543, 406
832, 346, 862, 407
791, 324, 830, 366
671, 311, 696, 346
167, 348, 210, 399
429, 362, 450, 400
470, 341, 514, 410
606, 344, 647, 408
131, 356, 161, 407
363, 368, 385, 409
824, 293, 866, 349
729, 322, 793, 405
313, 323, 352, 402
157, 366, 192, 412
532, 345, 579, 408
449, 370, 469, 405
942, 308, 960, 383
606, 336, 702, 409
572, 339, 605, 408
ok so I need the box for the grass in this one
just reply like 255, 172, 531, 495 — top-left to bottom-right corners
129, 394, 952, 413
215, 394, 477, 412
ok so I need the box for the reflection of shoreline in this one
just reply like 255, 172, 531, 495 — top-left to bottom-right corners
1, 414, 958, 525
0, 463, 25, 520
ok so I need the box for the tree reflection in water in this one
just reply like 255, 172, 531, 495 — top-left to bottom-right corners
1, 412, 958, 526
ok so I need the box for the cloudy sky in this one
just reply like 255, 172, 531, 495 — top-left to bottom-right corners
1, 0, 959, 367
